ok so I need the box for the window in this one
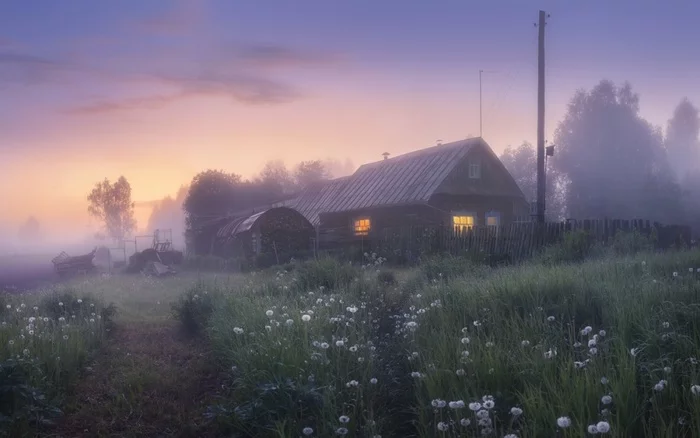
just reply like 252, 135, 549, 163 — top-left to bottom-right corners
468, 160, 481, 179
453, 214, 476, 232
354, 217, 371, 236
486, 212, 500, 227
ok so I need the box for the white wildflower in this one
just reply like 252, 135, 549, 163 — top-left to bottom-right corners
601, 395, 612, 405
557, 416, 571, 428
595, 421, 610, 433
302, 427, 313, 435
338, 415, 350, 423
510, 407, 523, 416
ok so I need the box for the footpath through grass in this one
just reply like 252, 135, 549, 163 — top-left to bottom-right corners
1, 271, 243, 437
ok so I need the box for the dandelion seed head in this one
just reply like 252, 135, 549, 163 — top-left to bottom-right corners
601, 395, 612, 405
595, 421, 610, 433
302, 427, 313, 435
557, 416, 571, 428
339, 415, 350, 423
510, 407, 523, 416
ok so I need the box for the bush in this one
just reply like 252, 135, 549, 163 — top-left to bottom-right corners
611, 229, 656, 255
538, 229, 601, 264
172, 283, 220, 335
293, 257, 360, 292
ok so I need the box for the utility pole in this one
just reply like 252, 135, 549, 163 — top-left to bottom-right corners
479, 69, 483, 137
536, 10, 548, 224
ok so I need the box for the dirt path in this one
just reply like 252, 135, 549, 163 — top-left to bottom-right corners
50, 323, 222, 438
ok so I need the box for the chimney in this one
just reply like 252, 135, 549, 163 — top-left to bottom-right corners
382, 152, 390, 160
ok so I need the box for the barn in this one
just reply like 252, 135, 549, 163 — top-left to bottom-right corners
278, 137, 530, 246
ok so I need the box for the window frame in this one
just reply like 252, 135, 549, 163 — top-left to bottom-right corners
485, 211, 501, 227
452, 212, 477, 233
468, 159, 481, 179
353, 217, 371, 236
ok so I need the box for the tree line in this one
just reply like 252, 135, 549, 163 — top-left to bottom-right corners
77, 79, 700, 244
500, 79, 700, 232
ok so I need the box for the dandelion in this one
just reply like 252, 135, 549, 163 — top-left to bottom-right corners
77, 299, 83, 304
233, 327, 244, 334
431, 399, 447, 408
547, 315, 555, 322
630, 348, 639, 357
476, 409, 490, 420
664, 366, 672, 374
504, 435, 518, 438
265, 325, 272, 332
437, 422, 449, 432
285, 319, 294, 326
461, 327, 469, 334
521, 340, 530, 347
589, 347, 598, 355
601, 395, 612, 405
483, 399, 495, 409
456, 369, 466, 376
469, 402, 482, 411
557, 417, 571, 428
410, 371, 423, 378
266, 310, 274, 317
601, 376, 608, 385
461, 337, 471, 345
662, 321, 670, 329
510, 407, 523, 416
339, 415, 350, 423
673, 271, 679, 277
320, 342, 329, 349
8, 340, 14, 346
599, 329, 606, 337
588, 424, 599, 434
581, 326, 593, 336
336, 428, 348, 435
302, 427, 313, 435
449, 400, 465, 409
302, 314, 311, 322
691, 385, 700, 396
460, 418, 471, 427
462, 350, 470, 358
473, 320, 482, 327
485, 341, 495, 348
595, 421, 610, 433
336, 340, 345, 347
653, 380, 667, 392
588, 339, 597, 348
370, 377, 378, 384
63, 335, 68, 340
58, 302, 64, 306
346, 380, 359, 388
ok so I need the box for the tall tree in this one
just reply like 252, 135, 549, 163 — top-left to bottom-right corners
552, 80, 681, 221
183, 170, 241, 229
665, 98, 700, 179
87, 176, 137, 242
500, 142, 564, 220
256, 160, 295, 196
294, 160, 330, 190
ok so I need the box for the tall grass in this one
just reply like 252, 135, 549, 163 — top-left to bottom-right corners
177, 248, 700, 437
0, 288, 114, 436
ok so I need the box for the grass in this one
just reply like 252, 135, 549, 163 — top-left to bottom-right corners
173, 250, 700, 438
5, 241, 700, 437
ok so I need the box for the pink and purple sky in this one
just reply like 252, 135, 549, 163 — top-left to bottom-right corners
1, 0, 699, 239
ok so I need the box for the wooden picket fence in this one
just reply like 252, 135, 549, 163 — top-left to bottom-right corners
317, 219, 692, 263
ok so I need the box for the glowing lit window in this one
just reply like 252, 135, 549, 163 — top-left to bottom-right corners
453, 215, 475, 232
354, 218, 371, 236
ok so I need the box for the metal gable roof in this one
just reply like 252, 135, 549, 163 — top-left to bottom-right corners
279, 137, 483, 224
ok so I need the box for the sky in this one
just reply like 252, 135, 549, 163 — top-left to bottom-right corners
1, 0, 700, 240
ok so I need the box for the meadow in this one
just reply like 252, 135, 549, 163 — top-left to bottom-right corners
3, 235, 700, 437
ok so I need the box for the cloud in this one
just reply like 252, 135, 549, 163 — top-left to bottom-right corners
65, 73, 302, 115
0, 51, 70, 84
234, 44, 343, 69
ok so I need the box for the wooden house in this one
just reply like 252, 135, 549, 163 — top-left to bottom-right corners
278, 137, 530, 246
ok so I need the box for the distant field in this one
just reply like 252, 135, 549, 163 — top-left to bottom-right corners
0, 253, 58, 292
